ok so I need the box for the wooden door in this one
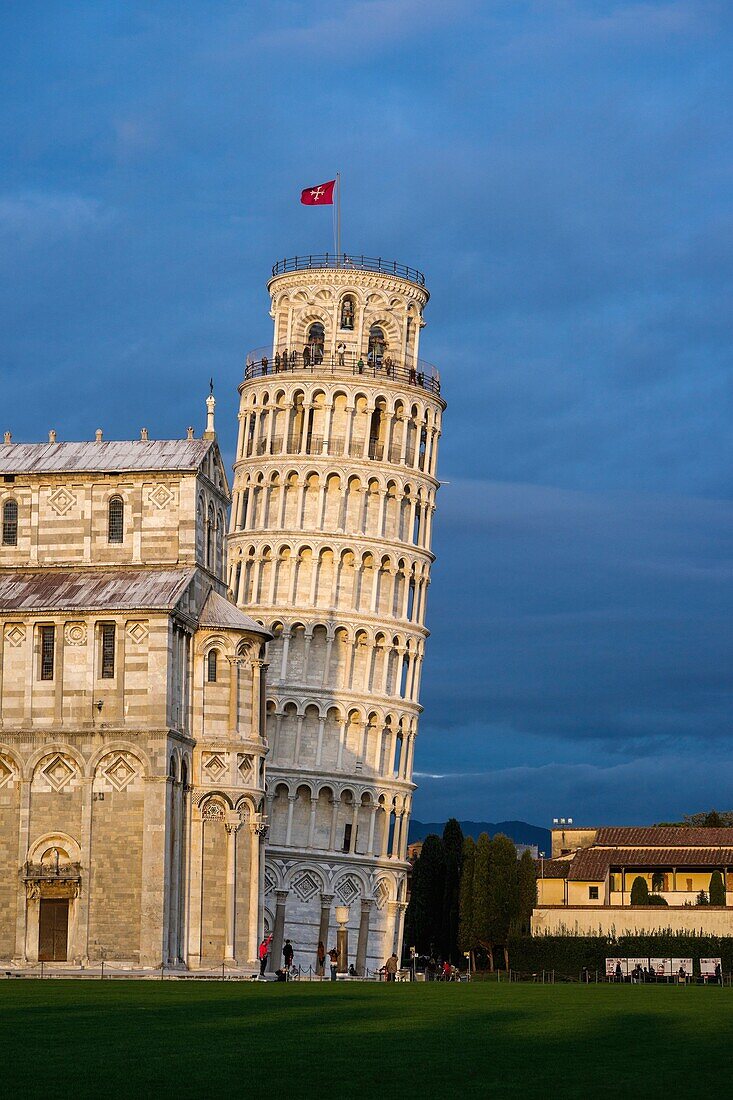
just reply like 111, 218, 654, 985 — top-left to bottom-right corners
38, 899, 69, 961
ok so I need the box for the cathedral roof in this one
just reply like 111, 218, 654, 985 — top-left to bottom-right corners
0, 438, 215, 475
0, 568, 195, 613
198, 588, 271, 637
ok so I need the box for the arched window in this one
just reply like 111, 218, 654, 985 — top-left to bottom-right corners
2, 499, 18, 546
368, 325, 386, 366
307, 322, 325, 364
207, 649, 218, 683
107, 497, 123, 544
206, 504, 215, 570
340, 295, 355, 330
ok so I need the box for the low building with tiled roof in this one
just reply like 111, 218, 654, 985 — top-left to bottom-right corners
533, 822, 733, 936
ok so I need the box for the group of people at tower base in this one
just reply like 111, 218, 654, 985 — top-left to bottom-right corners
257, 933, 401, 982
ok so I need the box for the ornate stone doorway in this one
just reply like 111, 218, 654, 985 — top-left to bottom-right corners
38, 899, 69, 962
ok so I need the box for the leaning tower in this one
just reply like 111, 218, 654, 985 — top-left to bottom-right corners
228, 254, 444, 973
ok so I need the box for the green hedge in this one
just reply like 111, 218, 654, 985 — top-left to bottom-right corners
507, 932, 733, 976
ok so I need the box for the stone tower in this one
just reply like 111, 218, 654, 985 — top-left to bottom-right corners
228, 254, 444, 973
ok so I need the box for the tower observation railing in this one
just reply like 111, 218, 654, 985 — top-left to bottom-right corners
271, 254, 426, 287
244, 346, 441, 396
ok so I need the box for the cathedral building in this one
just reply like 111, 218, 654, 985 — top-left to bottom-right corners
0, 399, 270, 969
228, 255, 444, 973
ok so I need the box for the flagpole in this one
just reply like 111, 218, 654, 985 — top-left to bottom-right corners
336, 171, 341, 262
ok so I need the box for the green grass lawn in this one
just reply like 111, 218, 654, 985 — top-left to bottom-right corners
3, 980, 730, 1098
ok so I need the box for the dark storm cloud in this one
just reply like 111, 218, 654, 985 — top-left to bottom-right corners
0, 1, 731, 824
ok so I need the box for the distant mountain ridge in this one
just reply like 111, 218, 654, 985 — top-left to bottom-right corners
409, 819, 551, 851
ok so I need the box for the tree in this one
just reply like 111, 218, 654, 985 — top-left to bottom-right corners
709, 870, 726, 906
651, 871, 664, 893
458, 836, 476, 961
487, 834, 519, 969
472, 833, 492, 968
516, 849, 538, 935
405, 834, 445, 954
441, 819, 464, 962
696, 890, 710, 906
630, 876, 650, 905
703, 810, 723, 827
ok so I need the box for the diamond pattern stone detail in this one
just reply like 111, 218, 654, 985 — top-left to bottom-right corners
48, 486, 76, 516
203, 752, 227, 779
41, 754, 76, 792
237, 753, 254, 782
4, 624, 25, 648
126, 622, 149, 644
0, 756, 15, 789
336, 874, 361, 905
291, 871, 320, 903
264, 869, 277, 895
149, 484, 174, 510
374, 878, 390, 910
103, 753, 137, 792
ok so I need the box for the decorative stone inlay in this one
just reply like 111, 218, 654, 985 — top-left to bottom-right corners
126, 621, 149, 644
64, 622, 87, 646
102, 752, 137, 792
264, 868, 277, 895
335, 874, 361, 905
0, 756, 15, 789
41, 754, 76, 793
149, 484, 174, 510
291, 870, 320, 903
47, 486, 77, 516
237, 753, 254, 782
3, 623, 25, 647
202, 752, 227, 780
374, 877, 390, 910
201, 800, 225, 820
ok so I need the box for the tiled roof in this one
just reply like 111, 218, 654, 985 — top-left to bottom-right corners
595, 826, 733, 848
536, 859, 571, 879
0, 568, 195, 613
199, 589, 271, 637
568, 847, 733, 882
0, 439, 213, 475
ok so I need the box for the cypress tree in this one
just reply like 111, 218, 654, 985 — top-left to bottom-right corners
473, 832, 492, 967
441, 818, 464, 962
630, 876, 649, 905
710, 870, 726, 906
405, 834, 445, 954
458, 836, 476, 957
516, 848, 538, 934
487, 833, 519, 968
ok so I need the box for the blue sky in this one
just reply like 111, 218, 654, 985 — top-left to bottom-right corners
2, 1, 732, 826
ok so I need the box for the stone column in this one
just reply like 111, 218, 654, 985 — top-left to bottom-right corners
355, 898, 373, 976
385, 900, 400, 957
186, 807, 204, 969
224, 818, 239, 964
74, 776, 93, 964
248, 821, 262, 964
269, 889, 288, 972
329, 797, 340, 850
317, 893, 334, 963
140, 776, 168, 967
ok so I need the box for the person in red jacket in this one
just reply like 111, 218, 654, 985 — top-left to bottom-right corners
258, 934, 273, 977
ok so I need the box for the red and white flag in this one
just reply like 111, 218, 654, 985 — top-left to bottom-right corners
300, 179, 336, 205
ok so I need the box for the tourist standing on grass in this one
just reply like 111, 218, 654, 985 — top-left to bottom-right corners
283, 939, 294, 974
316, 941, 326, 977
328, 947, 339, 981
258, 934, 272, 977
716, 962, 723, 985
385, 953, 398, 982
615, 962, 623, 983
